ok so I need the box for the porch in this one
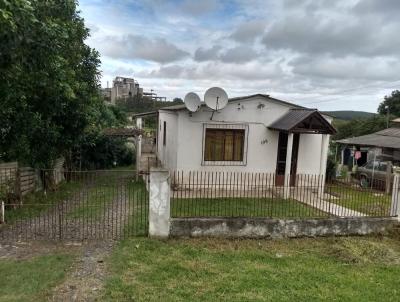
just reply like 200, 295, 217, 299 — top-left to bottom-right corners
268, 109, 336, 197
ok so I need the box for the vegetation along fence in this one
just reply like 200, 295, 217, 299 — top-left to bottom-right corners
171, 171, 396, 219
0, 169, 149, 240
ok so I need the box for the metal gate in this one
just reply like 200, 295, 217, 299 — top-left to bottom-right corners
0, 169, 149, 240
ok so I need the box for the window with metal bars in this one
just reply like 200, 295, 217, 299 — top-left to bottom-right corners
204, 128, 245, 161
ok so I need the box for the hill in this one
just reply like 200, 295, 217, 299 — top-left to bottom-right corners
324, 111, 376, 121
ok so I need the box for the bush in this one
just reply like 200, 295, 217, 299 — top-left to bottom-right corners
326, 155, 337, 181
75, 135, 134, 170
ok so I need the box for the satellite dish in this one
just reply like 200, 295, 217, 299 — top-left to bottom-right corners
184, 92, 201, 112
204, 87, 228, 111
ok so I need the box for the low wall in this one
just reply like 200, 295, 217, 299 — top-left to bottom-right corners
170, 217, 399, 238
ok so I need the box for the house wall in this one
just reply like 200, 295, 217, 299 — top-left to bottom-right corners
174, 96, 288, 173
157, 111, 179, 170
297, 134, 326, 175
158, 96, 332, 177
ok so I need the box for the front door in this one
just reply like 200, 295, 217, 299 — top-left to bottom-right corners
275, 132, 299, 186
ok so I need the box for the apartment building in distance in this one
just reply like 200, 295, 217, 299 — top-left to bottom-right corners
101, 76, 144, 105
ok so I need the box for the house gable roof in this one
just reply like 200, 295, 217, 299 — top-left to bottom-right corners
268, 109, 336, 135
159, 94, 305, 112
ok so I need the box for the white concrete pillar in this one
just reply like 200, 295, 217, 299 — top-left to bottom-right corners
390, 169, 400, 217
318, 134, 329, 198
284, 133, 294, 199
136, 117, 143, 179
340, 148, 345, 165
136, 117, 143, 129
149, 168, 170, 238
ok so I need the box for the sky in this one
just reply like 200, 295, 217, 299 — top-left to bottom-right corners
79, 0, 400, 112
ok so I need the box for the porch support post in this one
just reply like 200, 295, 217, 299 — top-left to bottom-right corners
136, 117, 143, 180
318, 134, 329, 198
284, 132, 294, 199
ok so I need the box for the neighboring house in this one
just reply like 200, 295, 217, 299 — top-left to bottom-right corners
137, 94, 335, 186
336, 120, 400, 168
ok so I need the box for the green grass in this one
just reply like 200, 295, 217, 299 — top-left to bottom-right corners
66, 185, 115, 219
67, 178, 148, 228
3, 181, 82, 224
327, 186, 391, 216
0, 254, 74, 302
102, 236, 400, 301
123, 180, 149, 237
171, 197, 329, 218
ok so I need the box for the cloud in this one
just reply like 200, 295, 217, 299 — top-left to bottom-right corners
139, 60, 284, 81
194, 45, 258, 63
80, 0, 400, 112
180, 0, 219, 16
290, 55, 400, 81
98, 34, 189, 63
262, 0, 400, 57
230, 20, 266, 43
194, 45, 222, 62
219, 46, 258, 63
353, 0, 400, 15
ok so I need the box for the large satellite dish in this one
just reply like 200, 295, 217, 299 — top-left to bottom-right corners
204, 87, 228, 111
184, 92, 201, 112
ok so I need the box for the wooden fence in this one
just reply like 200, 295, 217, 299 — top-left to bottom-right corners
0, 163, 38, 200
0, 159, 65, 202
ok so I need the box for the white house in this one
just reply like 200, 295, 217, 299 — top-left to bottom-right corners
137, 94, 335, 187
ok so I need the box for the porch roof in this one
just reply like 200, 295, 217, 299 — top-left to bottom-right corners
268, 109, 336, 135
336, 127, 400, 149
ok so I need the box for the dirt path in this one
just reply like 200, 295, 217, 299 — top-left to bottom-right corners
0, 239, 115, 301
49, 240, 115, 302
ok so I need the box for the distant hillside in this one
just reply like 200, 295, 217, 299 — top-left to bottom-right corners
324, 110, 377, 121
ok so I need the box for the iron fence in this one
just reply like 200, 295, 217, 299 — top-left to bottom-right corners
0, 169, 149, 240
171, 171, 395, 219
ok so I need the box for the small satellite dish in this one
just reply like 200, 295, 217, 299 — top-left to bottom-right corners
204, 87, 228, 111
184, 92, 201, 112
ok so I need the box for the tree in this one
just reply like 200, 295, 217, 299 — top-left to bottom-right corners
332, 115, 388, 141
173, 97, 183, 103
0, 0, 102, 168
378, 90, 400, 117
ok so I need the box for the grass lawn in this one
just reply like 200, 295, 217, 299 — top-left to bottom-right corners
171, 197, 329, 218
102, 235, 400, 301
0, 254, 74, 302
123, 180, 149, 237
327, 185, 391, 216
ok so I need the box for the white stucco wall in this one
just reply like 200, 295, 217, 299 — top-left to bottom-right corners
157, 96, 333, 176
157, 111, 178, 170
175, 96, 288, 173
297, 134, 324, 175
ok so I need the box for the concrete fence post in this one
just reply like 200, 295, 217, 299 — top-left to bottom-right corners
1, 201, 4, 224
390, 169, 400, 217
149, 168, 170, 238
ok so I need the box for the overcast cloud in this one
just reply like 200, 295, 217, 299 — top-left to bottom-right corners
80, 0, 400, 112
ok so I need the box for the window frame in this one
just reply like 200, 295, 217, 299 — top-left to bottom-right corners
202, 123, 248, 166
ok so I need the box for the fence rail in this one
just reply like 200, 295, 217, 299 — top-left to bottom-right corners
171, 171, 395, 219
